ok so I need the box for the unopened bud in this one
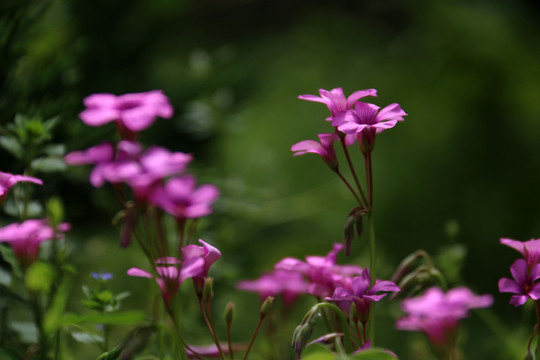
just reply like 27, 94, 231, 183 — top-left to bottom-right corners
203, 277, 214, 301
291, 324, 313, 360
260, 296, 274, 317
391, 250, 429, 284
224, 301, 235, 324
344, 207, 365, 256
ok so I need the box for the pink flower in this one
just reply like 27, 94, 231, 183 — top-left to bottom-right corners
127, 256, 204, 306
337, 101, 406, 153
298, 88, 377, 125
275, 243, 364, 297
150, 176, 219, 220
500, 237, 540, 268
65, 141, 192, 200
499, 258, 540, 307
237, 269, 309, 306
182, 239, 221, 294
79, 90, 173, 136
0, 172, 43, 202
0, 219, 70, 266
396, 287, 492, 351
326, 268, 400, 322
291, 133, 339, 171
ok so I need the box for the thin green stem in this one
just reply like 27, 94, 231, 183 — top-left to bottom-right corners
243, 314, 265, 360
205, 298, 227, 360
366, 211, 376, 344
339, 138, 368, 205
165, 306, 188, 360
535, 301, 540, 360
310, 303, 352, 354
365, 153, 373, 209
227, 321, 234, 360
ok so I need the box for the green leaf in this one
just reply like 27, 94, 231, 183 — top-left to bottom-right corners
60, 310, 146, 326
24, 261, 54, 293
44, 276, 72, 334
46, 197, 64, 225
301, 344, 335, 360
31, 156, 67, 173
0, 135, 23, 159
0, 244, 22, 278
350, 348, 398, 359
70, 331, 104, 344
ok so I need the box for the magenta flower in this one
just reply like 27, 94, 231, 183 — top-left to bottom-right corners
127, 256, 204, 306
182, 239, 221, 294
237, 269, 309, 306
0, 219, 70, 266
65, 141, 192, 200
396, 287, 493, 351
501, 237, 540, 267
291, 133, 339, 171
0, 172, 43, 202
499, 258, 540, 307
150, 176, 219, 220
275, 243, 364, 297
298, 88, 377, 125
337, 101, 407, 152
79, 90, 173, 136
326, 268, 400, 322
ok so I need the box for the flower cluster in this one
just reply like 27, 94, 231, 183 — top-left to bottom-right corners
293, 87, 407, 165
238, 243, 399, 316
65, 91, 219, 247
499, 237, 540, 306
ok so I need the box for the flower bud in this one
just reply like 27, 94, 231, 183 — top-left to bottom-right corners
343, 207, 365, 255
224, 301, 235, 325
291, 324, 313, 360
203, 277, 214, 301
259, 296, 274, 317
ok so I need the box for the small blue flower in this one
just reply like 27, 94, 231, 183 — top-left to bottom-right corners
91, 272, 113, 281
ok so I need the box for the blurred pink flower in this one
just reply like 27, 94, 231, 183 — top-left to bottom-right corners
499, 258, 540, 307
65, 141, 192, 200
0, 219, 70, 266
298, 88, 377, 125
150, 176, 219, 220
0, 172, 43, 202
237, 269, 309, 306
79, 90, 173, 136
396, 287, 492, 351
275, 243, 363, 297
127, 255, 204, 306
326, 268, 399, 322
291, 133, 339, 171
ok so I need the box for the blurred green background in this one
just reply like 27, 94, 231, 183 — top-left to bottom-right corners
1, 0, 540, 358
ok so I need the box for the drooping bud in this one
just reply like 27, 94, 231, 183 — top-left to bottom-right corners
259, 296, 274, 317
224, 301, 235, 325
343, 207, 365, 255
203, 277, 214, 301
291, 324, 313, 360
391, 250, 429, 284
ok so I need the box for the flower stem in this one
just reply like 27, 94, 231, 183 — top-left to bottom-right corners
534, 300, 540, 359
227, 321, 234, 360
339, 138, 368, 205
205, 298, 227, 360
336, 170, 363, 206
243, 314, 266, 360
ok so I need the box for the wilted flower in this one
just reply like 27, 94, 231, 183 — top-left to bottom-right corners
499, 258, 540, 307
237, 269, 309, 306
326, 268, 400, 322
291, 133, 339, 171
396, 287, 492, 353
182, 239, 221, 295
150, 175, 219, 220
0, 219, 70, 266
79, 90, 173, 137
298, 88, 377, 125
500, 237, 540, 268
0, 172, 43, 202
127, 256, 204, 306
